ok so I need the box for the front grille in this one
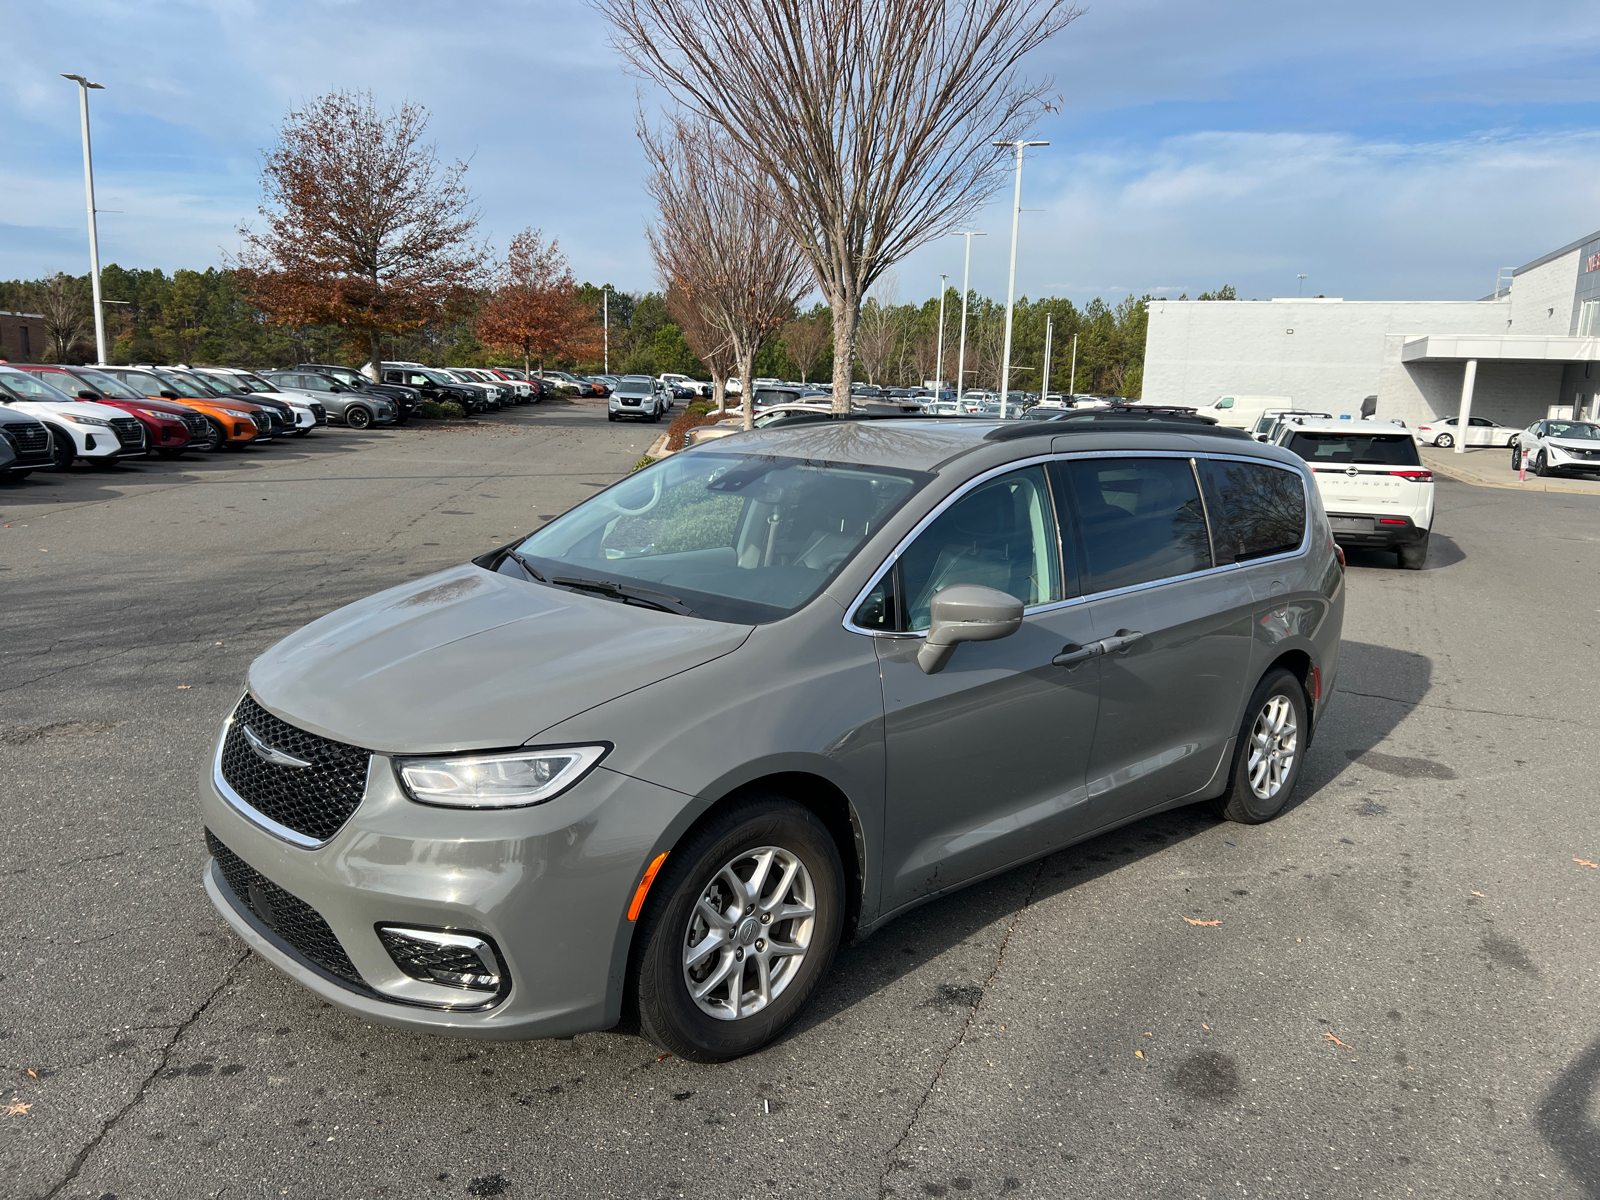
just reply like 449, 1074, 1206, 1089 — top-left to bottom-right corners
219, 695, 371, 842
1, 419, 51, 459
109, 416, 145, 450
310, 403, 326, 420
206, 829, 365, 986
182, 413, 208, 436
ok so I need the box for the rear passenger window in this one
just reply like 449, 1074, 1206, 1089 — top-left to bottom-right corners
897, 466, 1062, 631
1064, 457, 1211, 593
1204, 460, 1306, 563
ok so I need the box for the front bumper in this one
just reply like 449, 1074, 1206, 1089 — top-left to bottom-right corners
199, 734, 690, 1040
1328, 512, 1427, 549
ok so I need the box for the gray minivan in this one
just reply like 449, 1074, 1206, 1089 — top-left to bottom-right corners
200, 416, 1343, 1060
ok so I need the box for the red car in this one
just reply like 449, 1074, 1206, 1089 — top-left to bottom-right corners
11, 364, 211, 455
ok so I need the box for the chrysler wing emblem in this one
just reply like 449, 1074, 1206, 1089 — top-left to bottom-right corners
242, 724, 312, 769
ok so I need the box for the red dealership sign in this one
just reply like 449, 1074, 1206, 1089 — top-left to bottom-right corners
1588, 252, 1600, 272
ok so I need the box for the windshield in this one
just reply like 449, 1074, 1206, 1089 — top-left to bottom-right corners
180, 373, 231, 396
47, 367, 140, 399
148, 370, 212, 399
0, 369, 77, 402
1546, 422, 1600, 440
1284, 432, 1420, 466
226, 373, 274, 393
616, 380, 653, 396
510, 451, 927, 623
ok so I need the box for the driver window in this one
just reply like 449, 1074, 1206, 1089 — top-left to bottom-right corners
896, 466, 1062, 632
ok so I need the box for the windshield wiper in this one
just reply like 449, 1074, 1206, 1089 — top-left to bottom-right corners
502, 548, 547, 582
550, 574, 700, 617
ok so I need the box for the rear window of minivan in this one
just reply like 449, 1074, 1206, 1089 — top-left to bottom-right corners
1285, 432, 1420, 466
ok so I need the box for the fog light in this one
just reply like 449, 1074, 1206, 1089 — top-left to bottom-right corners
377, 926, 503, 992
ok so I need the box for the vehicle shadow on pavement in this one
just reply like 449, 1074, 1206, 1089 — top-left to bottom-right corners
1537, 1034, 1600, 1199
796, 638, 1427, 1037
1344, 532, 1465, 572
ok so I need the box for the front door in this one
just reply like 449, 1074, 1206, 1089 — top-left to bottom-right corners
873, 465, 1102, 914
1055, 455, 1254, 826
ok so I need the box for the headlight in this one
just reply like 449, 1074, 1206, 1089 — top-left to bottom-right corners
62, 413, 111, 426
221, 408, 254, 420
138, 408, 177, 421
397, 745, 608, 809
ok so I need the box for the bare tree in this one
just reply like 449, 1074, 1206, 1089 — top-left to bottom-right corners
236, 91, 485, 378
780, 312, 830, 384
643, 114, 812, 430
856, 303, 899, 387
666, 281, 736, 411
597, 0, 1082, 412
35, 274, 93, 363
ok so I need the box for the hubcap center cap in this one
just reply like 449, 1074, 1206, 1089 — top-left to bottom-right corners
737, 918, 760, 946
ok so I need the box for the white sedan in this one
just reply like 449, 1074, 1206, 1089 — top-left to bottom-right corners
1415, 415, 1519, 448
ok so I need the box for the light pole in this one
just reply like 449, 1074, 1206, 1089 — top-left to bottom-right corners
1068, 332, 1078, 395
952, 230, 986, 399
933, 273, 948, 396
61, 73, 108, 364
995, 139, 1048, 418
1297, 273, 1307, 298
1042, 313, 1053, 400
602, 284, 611, 375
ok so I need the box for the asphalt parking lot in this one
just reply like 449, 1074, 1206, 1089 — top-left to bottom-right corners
3, 404, 1598, 1200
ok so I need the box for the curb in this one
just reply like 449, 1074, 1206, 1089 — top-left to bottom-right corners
644, 431, 673, 461
1421, 451, 1600, 496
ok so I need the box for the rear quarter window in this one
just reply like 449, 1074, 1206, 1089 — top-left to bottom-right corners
1285, 432, 1420, 467
1203, 460, 1307, 562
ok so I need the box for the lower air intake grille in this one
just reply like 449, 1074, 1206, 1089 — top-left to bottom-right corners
219, 694, 371, 842
206, 829, 365, 987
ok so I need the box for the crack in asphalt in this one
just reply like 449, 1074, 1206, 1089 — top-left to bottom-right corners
38, 948, 251, 1200
1339, 688, 1594, 726
877, 859, 1047, 1198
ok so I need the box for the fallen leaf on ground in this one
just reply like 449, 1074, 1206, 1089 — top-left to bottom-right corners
656, 1053, 672, 1062
1202, 1024, 1210, 1030
177, 686, 192, 690
3, 1102, 30, 1116
1470, 891, 1486, 897
1184, 917, 1221, 927
1142, 1031, 1153, 1037
1134, 1050, 1144, 1059
25, 1069, 37, 1079
1575, 859, 1599, 870
1322, 1032, 1354, 1049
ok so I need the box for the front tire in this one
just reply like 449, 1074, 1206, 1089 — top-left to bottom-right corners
1215, 668, 1308, 824
46, 426, 75, 470
1435, 432, 1453, 449
346, 406, 372, 430
1536, 450, 1550, 477
1511, 443, 1522, 470
632, 796, 844, 1063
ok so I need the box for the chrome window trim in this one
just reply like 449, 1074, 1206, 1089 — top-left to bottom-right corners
212, 705, 373, 850
841, 448, 1313, 637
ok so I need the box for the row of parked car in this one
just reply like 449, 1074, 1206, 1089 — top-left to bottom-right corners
0, 360, 607, 478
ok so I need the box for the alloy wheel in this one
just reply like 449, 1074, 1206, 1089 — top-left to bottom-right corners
1246, 695, 1298, 801
681, 846, 815, 1021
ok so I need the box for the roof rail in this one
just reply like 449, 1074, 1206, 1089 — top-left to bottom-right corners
986, 416, 1252, 442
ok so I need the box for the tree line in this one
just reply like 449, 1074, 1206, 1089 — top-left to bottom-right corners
0, 261, 1159, 397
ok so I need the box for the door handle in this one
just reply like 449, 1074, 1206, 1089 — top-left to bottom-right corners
1052, 643, 1098, 668
1097, 629, 1144, 655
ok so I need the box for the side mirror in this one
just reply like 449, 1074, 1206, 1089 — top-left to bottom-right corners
159, 390, 179, 399
76, 390, 100, 400
916, 584, 1025, 675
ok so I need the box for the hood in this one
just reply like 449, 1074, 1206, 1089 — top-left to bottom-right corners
248, 564, 753, 755
4, 399, 130, 422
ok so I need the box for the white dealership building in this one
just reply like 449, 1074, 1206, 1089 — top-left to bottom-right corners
1144, 229, 1600, 438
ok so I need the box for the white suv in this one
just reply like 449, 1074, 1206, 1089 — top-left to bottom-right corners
1275, 420, 1434, 569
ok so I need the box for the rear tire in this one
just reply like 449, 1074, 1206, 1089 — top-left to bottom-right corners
1397, 535, 1429, 570
1215, 668, 1308, 824
1435, 432, 1453, 449
631, 795, 844, 1063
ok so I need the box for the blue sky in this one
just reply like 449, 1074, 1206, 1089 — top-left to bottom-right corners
4, 0, 1598, 307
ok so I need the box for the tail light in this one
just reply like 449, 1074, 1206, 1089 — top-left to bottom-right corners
1333, 543, 1345, 568
1378, 518, 1409, 525
1391, 470, 1432, 482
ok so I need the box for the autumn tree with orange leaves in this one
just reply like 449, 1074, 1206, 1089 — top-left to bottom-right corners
236, 91, 485, 376
474, 229, 599, 378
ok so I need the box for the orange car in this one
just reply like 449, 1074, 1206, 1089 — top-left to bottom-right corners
97, 367, 269, 450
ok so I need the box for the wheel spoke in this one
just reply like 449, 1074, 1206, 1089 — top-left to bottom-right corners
774, 900, 815, 923
744, 850, 777, 905
684, 928, 726, 970
754, 955, 772, 1008
763, 856, 801, 911
696, 895, 733, 932
691, 951, 737, 1001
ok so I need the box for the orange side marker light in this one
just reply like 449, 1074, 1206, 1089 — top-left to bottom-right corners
627, 852, 670, 921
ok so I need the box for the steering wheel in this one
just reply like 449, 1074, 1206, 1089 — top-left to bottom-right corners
610, 471, 664, 516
